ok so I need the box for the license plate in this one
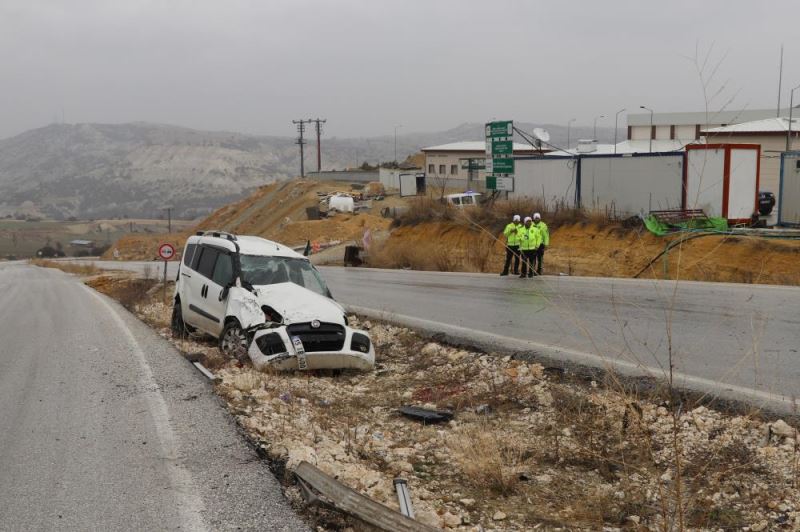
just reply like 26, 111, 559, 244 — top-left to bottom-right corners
291, 336, 308, 370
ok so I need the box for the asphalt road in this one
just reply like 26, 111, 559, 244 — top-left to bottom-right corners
0, 262, 306, 531
319, 267, 800, 412
66, 259, 800, 412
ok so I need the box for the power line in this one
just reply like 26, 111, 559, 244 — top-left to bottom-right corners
310, 118, 327, 173
292, 119, 310, 177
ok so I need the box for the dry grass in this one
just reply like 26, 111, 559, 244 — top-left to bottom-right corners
31, 259, 100, 275
448, 424, 528, 495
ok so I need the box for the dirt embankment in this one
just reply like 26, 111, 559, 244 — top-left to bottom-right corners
106, 179, 395, 260
369, 221, 800, 285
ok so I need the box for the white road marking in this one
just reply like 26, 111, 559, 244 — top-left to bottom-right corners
83, 285, 208, 531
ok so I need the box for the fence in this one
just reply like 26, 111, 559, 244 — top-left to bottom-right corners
512, 152, 684, 216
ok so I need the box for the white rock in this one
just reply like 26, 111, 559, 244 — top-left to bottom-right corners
416, 509, 443, 528
493, 511, 507, 521
660, 470, 673, 482
750, 520, 768, 532
627, 515, 640, 524
535, 474, 553, 484
421, 343, 441, 357
771, 420, 796, 439
442, 511, 462, 528
459, 498, 476, 507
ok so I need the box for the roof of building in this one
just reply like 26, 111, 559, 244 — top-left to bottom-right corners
703, 117, 799, 134
544, 139, 693, 156
421, 141, 540, 153
69, 239, 95, 246
627, 108, 792, 127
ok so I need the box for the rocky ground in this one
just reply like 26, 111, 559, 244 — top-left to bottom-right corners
83, 272, 800, 531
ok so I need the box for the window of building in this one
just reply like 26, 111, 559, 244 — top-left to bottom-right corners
428, 164, 434, 174
450, 164, 458, 175
439, 164, 446, 174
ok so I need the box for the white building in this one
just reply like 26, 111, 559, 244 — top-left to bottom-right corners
626, 108, 793, 143
422, 141, 541, 191
703, 117, 800, 203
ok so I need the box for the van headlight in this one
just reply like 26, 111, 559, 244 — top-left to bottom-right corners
350, 332, 371, 353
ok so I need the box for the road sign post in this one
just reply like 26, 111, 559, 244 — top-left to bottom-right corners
485, 120, 515, 193
157, 243, 176, 304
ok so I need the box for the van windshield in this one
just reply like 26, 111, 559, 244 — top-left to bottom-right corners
239, 255, 331, 297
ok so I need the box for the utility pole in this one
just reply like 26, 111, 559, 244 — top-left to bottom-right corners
292, 119, 309, 177
310, 118, 326, 173
161, 207, 173, 233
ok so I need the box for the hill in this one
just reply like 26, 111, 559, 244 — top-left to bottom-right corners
0, 121, 618, 220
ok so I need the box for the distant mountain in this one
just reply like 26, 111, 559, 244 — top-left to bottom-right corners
0, 121, 618, 219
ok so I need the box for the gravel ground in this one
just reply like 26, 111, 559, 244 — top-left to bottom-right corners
93, 273, 800, 531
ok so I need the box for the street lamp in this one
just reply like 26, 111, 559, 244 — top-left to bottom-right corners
787, 84, 800, 151
640, 106, 654, 152
394, 124, 403, 165
566, 118, 576, 149
614, 108, 626, 154
593, 115, 605, 141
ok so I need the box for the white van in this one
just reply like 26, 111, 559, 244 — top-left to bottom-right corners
172, 231, 374, 371
444, 192, 482, 207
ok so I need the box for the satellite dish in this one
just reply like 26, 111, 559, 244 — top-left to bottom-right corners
533, 128, 551, 143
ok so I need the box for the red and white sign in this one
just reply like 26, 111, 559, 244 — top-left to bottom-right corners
157, 243, 176, 261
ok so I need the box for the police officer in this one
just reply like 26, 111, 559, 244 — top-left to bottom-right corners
532, 212, 549, 276
518, 216, 542, 278
500, 214, 522, 276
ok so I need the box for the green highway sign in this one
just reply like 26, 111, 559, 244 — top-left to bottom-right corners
486, 176, 514, 191
491, 139, 513, 155
460, 158, 486, 170
491, 157, 514, 174
485, 120, 513, 138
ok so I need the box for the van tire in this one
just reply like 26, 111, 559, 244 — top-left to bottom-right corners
171, 300, 187, 338
220, 319, 250, 363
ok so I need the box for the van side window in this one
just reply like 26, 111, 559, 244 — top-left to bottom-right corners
212, 253, 234, 286
190, 245, 204, 270
196, 247, 219, 279
183, 244, 197, 267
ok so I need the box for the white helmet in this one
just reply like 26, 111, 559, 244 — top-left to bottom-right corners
533, 212, 541, 220
524, 216, 532, 223
512, 214, 521, 222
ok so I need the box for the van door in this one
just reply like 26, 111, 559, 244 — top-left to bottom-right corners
205, 251, 235, 337
187, 246, 222, 334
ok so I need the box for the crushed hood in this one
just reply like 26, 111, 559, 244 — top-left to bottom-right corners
253, 282, 346, 325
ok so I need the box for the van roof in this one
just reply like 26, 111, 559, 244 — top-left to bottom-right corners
187, 233, 303, 259
445, 192, 482, 198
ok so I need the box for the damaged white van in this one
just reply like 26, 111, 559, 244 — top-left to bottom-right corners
171, 231, 374, 371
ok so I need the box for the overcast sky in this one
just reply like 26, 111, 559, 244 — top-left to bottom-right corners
1, 0, 797, 140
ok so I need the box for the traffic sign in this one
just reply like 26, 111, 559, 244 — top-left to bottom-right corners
486, 121, 513, 138
460, 158, 486, 170
486, 176, 514, 191
491, 158, 515, 174
491, 139, 513, 156
158, 243, 176, 261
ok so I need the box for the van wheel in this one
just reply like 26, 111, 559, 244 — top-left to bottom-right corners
220, 319, 250, 363
171, 300, 187, 338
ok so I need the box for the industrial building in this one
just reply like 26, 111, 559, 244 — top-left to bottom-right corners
703, 117, 800, 202
626, 108, 793, 143
421, 141, 541, 191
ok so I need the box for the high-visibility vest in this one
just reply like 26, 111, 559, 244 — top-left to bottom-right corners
518, 225, 542, 251
503, 222, 522, 246
534, 221, 549, 247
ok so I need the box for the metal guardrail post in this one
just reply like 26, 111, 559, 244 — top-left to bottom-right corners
393, 478, 414, 519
